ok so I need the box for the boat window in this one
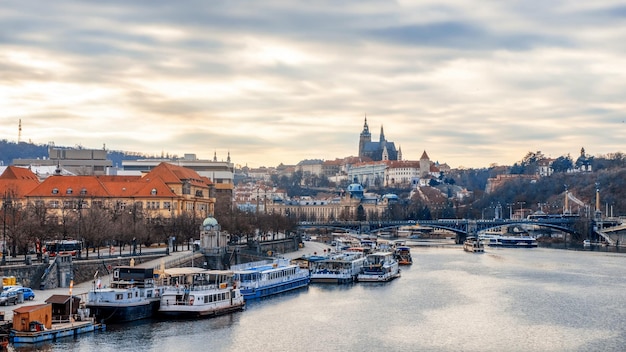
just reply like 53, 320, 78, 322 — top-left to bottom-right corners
127, 293, 132, 299
116, 294, 123, 300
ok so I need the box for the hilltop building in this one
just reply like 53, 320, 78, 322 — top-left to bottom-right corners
358, 117, 401, 161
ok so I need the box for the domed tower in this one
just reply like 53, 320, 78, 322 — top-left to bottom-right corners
358, 116, 371, 159
347, 181, 364, 199
199, 216, 229, 269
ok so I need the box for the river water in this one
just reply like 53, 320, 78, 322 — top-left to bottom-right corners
10, 246, 626, 352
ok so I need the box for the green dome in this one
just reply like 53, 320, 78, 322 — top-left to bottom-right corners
202, 217, 219, 229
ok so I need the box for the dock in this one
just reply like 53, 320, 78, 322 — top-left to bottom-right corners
11, 319, 105, 345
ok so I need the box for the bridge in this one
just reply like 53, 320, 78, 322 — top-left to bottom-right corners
298, 217, 624, 245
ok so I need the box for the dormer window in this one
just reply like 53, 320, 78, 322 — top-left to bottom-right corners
52, 188, 59, 194
151, 188, 157, 196
66, 188, 73, 194
80, 188, 87, 195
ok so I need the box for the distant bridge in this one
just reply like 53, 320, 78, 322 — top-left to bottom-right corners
297, 217, 603, 244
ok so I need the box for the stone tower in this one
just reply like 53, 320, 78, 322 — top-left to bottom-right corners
358, 116, 371, 159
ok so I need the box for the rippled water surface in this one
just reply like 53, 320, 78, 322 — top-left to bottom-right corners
12, 247, 626, 352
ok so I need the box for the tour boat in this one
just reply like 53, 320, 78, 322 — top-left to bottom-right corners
394, 246, 413, 265
231, 259, 310, 299
87, 266, 163, 324
158, 268, 245, 318
357, 252, 400, 282
309, 250, 366, 284
463, 237, 485, 253
479, 234, 537, 248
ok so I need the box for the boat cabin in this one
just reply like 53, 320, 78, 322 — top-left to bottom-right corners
45, 295, 81, 322
12, 304, 52, 332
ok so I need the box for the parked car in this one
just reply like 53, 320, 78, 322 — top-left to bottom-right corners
2, 285, 21, 291
9, 287, 35, 301
0, 290, 18, 305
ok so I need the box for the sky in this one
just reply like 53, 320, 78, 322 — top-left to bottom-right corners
1, 1, 625, 169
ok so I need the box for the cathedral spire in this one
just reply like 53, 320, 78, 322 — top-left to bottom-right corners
362, 115, 370, 135
380, 125, 385, 143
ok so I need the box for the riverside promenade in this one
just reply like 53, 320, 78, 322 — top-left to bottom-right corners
0, 240, 331, 322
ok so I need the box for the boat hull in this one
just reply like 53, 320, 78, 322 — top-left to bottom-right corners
310, 276, 356, 284
357, 270, 400, 282
87, 300, 159, 324
239, 276, 310, 299
158, 301, 245, 319
11, 320, 105, 345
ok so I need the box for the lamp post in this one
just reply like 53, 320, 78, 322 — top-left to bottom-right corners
518, 201, 526, 219
1, 194, 8, 266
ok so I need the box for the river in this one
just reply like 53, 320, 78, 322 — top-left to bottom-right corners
9, 246, 626, 352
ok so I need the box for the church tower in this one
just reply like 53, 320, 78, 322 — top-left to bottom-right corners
420, 150, 430, 178
358, 116, 371, 158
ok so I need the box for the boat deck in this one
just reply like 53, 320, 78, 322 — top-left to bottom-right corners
11, 319, 105, 345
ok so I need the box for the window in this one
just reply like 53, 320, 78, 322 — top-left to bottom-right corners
182, 181, 191, 195
52, 188, 59, 194
66, 188, 73, 194
116, 294, 123, 300
80, 188, 87, 195
151, 188, 157, 195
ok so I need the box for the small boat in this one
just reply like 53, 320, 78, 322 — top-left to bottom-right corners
583, 239, 591, 247
86, 266, 162, 324
394, 246, 413, 265
158, 268, 244, 318
232, 259, 310, 299
463, 237, 484, 253
309, 250, 366, 284
357, 252, 400, 282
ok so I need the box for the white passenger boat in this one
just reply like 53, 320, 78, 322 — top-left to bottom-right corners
309, 250, 366, 284
479, 234, 538, 248
158, 268, 244, 318
357, 252, 400, 282
463, 237, 485, 253
231, 259, 310, 299
87, 266, 162, 324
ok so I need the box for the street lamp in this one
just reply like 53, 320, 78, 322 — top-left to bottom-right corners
1, 192, 13, 265
2, 195, 8, 266
518, 201, 526, 219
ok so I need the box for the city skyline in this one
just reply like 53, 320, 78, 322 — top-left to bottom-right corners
1, 1, 625, 169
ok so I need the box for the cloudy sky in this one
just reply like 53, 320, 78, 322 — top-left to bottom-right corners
1, 1, 625, 168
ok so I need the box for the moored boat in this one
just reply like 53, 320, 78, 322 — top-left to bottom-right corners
232, 259, 310, 299
479, 234, 537, 248
357, 252, 400, 282
309, 250, 366, 284
158, 268, 244, 318
87, 266, 162, 324
463, 237, 484, 253
394, 246, 413, 265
